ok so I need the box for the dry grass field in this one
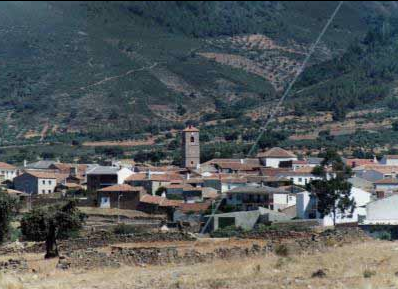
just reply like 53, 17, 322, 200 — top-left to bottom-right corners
2, 239, 398, 289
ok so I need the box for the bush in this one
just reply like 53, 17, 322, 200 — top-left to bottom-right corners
363, 269, 376, 278
210, 226, 244, 238
274, 244, 289, 257
113, 224, 143, 235
378, 231, 392, 241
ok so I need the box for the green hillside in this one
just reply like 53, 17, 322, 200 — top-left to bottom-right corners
1, 1, 398, 150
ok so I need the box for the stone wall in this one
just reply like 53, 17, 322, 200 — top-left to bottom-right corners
57, 228, 369, 270
0, 231, 195, 255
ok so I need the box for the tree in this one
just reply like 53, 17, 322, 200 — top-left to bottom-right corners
392, 120, 398, 132
21, 201, 86, 259
310, 150, 355, 226
0, 191, 18, 244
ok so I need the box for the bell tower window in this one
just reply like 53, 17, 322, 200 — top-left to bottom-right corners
190, 136, 195, 143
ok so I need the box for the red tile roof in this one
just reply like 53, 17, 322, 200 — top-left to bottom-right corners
345, 159, 375, 168
178, 202, 211, 213
126, 173, 183, 182
98, 184, 143, 192
183, 125, 199, 132
374, 178, 398, 185
139, 194, 182, 207
25, 171, 59, 179
257, 147, 297, 158
0, 162, 16, 170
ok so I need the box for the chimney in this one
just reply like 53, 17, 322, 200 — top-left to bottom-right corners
187, 173, 190, 180
70, 166, 78, 177
23, 160, 27, 168
147, 169, 152, 180
240, 159, 244, 164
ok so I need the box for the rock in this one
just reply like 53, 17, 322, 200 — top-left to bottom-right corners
311, 269, 327, 278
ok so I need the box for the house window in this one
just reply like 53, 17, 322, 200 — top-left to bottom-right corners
48, 180, 52, 185
42, 190, 45, 194
42, 180, 45, 185
48, 190, 51, 193
298, 178, 302, 183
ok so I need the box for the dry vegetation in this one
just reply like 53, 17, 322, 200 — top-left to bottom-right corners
2, 240, 398, 289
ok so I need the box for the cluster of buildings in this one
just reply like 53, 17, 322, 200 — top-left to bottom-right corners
3, 126, 398, 233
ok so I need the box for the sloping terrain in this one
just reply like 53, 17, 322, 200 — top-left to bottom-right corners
1, 1, 398, 147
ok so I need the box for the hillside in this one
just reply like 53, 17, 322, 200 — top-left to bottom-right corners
1, 1, 398, 153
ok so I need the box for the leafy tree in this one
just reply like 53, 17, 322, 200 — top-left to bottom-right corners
0, 191, 18, 244
21, 201, 86, 259
310, 150, 355, 226
393, 120, 398, 132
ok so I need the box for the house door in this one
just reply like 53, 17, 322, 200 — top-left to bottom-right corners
100, 197, 110, 208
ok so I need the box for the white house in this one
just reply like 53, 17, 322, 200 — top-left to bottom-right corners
353, 165, 398, 182
14, 171, 58, 195
257, 147, 297, 168
0, 162, 18, 181
277, 167, 322, 186
296, 187, 371, 226
374, 178, 398, 192
363, 195, 398, 225
226, 186, 297, 211
379, 155, 398, 166
86, 166, 134, 191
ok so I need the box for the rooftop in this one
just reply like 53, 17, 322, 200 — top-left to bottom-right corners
98, 184, 144, 192
0, 162, 16, 170
183, 125, 199, 132
257, 147, 297, 159
86, 166, 120, 175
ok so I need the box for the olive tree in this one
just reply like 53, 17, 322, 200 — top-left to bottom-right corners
21, 201, 86, 259
0, 191, 18, 244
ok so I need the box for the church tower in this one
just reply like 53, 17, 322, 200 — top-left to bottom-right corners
182, 125, 200, 169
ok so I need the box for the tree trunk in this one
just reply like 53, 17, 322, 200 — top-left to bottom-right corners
45, 223, 58, 259
333, 206, 336, 227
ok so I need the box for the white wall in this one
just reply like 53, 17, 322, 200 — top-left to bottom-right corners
375, 184, 398, 191
117, 168, 134, 184
221, 183, 246, 193
37, 178, 57, 195
380, 158, 398, 166
0, 169, 17, 181
366, 195, 398, 222
286, 175, 322, 186
265, 157, 297, 168
273, 193, 296, 211
296, 187, 371, 227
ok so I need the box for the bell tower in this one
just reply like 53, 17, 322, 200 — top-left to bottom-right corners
182, 125, 200, 169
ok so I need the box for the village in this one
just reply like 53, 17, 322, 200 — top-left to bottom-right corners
0, 125, 396, 236
2, 125, 398, 288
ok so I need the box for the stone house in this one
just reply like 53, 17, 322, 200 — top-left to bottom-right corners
97, 184, 145, 210
257, 147, 297, 168
86, 166, 133, 191
0, 162, 18, 181
125, 172, 183, 195
379, 155, 398, 166
225, 186, 297, 211
14, 171, 58, 195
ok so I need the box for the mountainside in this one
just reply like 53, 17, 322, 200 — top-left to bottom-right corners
1, 1, 398, 149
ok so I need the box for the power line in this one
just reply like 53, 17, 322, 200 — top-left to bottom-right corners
199, 1, 345, 236
247, 1, 344, 157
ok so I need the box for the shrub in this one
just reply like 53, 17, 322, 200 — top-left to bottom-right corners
210, 226, 244, 238
275, 244, 289, 257
378, 231, 392, 241
113, 224, 144, 235
363, 269, 376, 278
